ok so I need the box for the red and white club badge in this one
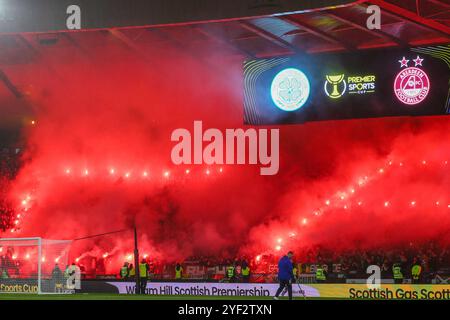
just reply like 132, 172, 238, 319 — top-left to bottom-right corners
394, 56, 430, 105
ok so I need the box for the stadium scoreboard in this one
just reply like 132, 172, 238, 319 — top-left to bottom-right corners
244, 45, 450, 125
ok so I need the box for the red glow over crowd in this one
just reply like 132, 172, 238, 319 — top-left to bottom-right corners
0, 38, 448, 278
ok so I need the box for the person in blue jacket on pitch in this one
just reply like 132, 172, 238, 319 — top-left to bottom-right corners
273, 251, 295, 300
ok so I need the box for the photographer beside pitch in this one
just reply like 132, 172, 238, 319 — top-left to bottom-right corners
273, 251, 295, 300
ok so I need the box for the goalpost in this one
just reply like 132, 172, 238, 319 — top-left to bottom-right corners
0, 237, 73, 294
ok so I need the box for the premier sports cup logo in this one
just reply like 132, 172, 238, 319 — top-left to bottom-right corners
324, 74, 346, 99
394, 56, 430, 105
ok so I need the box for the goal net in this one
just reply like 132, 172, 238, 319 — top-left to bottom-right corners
0, 237, 72, 294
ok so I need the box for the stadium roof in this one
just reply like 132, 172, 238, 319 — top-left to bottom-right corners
231, 0, 450, 56
0, 0, 449, 99
189, 0, 450, 57
0, 1, 448, 65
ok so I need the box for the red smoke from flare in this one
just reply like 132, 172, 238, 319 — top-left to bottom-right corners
0, 31, 448, 272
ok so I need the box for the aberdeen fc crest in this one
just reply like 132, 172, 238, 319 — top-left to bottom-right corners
394, 56, 430, 105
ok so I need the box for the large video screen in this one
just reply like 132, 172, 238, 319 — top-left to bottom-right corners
243, 45, 450, 125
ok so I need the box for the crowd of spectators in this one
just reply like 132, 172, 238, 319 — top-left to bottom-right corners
1, 146, 448, 282
179, 255, 251, 268
0, 148, 21, 179
145, 242, 450, 282
0, 147, 21, 231
297, 242, 450, 275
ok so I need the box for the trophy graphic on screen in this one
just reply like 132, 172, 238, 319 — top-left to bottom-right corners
325, 74, 346, 99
